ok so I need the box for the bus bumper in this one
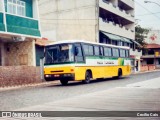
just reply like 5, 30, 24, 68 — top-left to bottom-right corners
44, 73, 75, 81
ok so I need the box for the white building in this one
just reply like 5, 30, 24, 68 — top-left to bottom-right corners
39, 0, 141, 72
141, 30, 160, 69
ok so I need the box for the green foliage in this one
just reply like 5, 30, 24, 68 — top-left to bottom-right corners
135, 25, 150, 48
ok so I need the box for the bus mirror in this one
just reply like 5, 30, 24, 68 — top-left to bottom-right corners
40, 56, 44, 59
75, 47, 79, 56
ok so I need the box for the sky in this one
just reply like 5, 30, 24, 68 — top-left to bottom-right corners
135, 0, 160, 30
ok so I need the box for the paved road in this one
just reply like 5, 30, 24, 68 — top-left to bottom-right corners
0, 71, 160, 111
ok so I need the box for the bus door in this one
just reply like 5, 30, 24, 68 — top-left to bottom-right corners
74, 44, 85, 80
74, 44, 84, 63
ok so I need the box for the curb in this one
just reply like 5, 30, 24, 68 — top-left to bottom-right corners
131, 69, 160, 75
0, 81, 59, 92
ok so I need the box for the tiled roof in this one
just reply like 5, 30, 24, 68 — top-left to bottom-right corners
146, 43, 160, 49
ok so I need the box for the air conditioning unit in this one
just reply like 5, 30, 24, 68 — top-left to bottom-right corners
12, 36, 26, 42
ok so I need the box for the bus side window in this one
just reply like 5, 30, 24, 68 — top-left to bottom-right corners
104, 47, 112, 57
75, 44, 84, 62
83, 44, 89, 55
125, 50, 129, 58
83, 44, 94, 56
94, 46, 100, 56
112, 48, 119, 57
120, 49, 126, 58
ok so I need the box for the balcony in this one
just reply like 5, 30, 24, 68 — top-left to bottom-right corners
119, 0, 134, 9
130, 49, 142, 57
6, 14, 41, 37
0, 12, 5, 31
99, 18, 135, 39
99, 0, 135, 22
141, 55, 160, 58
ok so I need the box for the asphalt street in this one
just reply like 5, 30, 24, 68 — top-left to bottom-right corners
0, 71, 160, 111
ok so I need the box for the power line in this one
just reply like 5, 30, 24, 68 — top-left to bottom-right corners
135, 0, 160, 20
136, 11, 160, 16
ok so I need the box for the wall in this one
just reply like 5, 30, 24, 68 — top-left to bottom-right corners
39, 0, 97, 42
140, 65, 156, 72
0, 0, 3, 12
4, 40, 36, 66
0, 66, 41, 87
0, 42, 5, 66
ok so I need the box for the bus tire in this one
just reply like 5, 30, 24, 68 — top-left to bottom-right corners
117, 69, 122, 79
60, 79, 68, 85
82, 71, 91, 84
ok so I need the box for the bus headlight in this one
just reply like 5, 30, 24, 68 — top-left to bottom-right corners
45, 75, 51, 77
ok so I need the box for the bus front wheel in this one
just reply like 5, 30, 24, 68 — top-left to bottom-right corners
82, 71, 91, 84
60, 79, 68, 85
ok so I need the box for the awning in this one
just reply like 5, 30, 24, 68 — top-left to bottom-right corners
121, 37, 132, 43
130, 39, 141, 46
101, 32, 132, 43
101, 32, 122, 41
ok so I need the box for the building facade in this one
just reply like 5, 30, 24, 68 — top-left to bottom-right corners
39, 0, 141, 72
0, 0, 41, 66
141, 30, 160, 70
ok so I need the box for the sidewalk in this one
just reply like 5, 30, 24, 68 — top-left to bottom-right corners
132, 69, 160, 75
0, 81, 59, 92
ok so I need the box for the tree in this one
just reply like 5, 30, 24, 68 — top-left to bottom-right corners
135, 25, 150, 48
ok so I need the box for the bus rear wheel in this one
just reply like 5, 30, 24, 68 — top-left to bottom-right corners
82, 71, 91, 84
117, 69, 122, 79
60, 79, 68, 85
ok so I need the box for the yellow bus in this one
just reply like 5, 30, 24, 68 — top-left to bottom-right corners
44, 40, 131, 85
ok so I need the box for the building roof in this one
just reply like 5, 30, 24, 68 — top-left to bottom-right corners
146, 43, 160, 49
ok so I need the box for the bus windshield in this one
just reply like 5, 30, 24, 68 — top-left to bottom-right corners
44, 44, 74, 65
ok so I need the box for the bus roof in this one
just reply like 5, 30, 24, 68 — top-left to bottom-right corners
46, 40, 130, 49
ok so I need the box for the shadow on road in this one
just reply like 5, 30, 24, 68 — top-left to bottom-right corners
47, 77, 129, 87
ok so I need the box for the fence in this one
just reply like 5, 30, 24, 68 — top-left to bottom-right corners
140, 65, 156, 72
